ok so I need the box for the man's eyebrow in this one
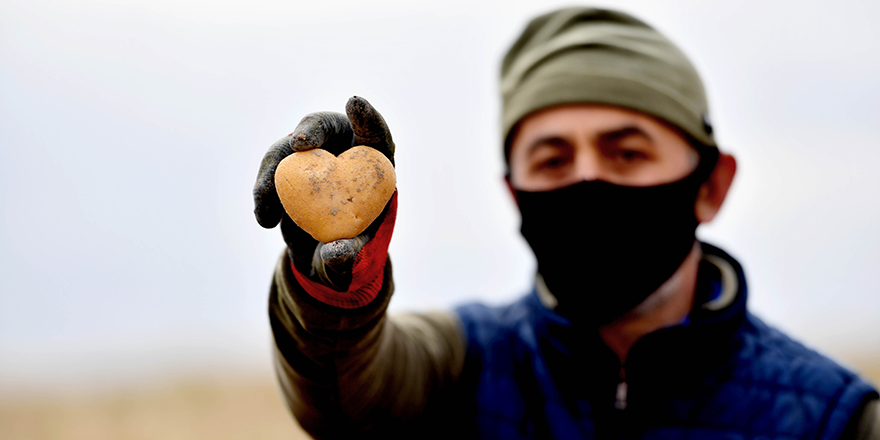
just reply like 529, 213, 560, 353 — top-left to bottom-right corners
526, 136, 570, 155
598, 126, 654, 144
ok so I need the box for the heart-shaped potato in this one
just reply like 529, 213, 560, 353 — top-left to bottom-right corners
274, 146, 396, 243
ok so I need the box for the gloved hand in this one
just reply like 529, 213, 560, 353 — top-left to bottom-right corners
253, 96, 397, 308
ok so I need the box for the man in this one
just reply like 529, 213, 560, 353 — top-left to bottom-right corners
253, 7, 879, 439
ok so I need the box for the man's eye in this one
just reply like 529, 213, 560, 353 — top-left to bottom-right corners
538, 156, 567, 169
618, 149, 648, 161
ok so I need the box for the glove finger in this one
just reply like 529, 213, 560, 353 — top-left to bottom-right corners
319, 236, 370, 268
253, 134, 296, 228
345, 96, 395, 166
311, 236, 370, 291
291, 111, 354, 157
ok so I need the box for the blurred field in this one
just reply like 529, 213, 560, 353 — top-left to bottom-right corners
0, 375, 312, 440
1, 358, 878, 440
856, 359, 880, 387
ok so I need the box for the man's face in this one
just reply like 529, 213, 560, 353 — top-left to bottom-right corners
508, 105, 700, 192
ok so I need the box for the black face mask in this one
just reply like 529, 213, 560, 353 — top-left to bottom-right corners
515, 148, 718, 325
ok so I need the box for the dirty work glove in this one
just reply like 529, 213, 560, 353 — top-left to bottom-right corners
253, 96, 397, 309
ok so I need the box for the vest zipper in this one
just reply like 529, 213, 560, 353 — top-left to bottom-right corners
614, 366, 628, 410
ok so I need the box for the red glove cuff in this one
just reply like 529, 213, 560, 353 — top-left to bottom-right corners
291, 190, 398, 309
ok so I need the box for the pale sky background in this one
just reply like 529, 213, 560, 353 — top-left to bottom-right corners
1, 0, 878, 393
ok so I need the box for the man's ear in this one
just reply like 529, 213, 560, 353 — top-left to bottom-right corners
504, 174, 520, 208
695, 152, 737, 223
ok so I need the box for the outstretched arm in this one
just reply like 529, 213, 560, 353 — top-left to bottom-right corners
269, 253, 465, 437
254, 97, 467, 438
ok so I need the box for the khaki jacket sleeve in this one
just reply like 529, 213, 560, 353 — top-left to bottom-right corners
268, 251, 467, 438
853, 398, 880, 440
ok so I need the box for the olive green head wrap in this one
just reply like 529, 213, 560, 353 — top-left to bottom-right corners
501, 7, 716, 161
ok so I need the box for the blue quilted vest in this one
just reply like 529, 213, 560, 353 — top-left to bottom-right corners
454, 244, 877, 439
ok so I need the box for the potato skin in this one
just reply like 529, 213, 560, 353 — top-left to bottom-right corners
274, 146, 396, 243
